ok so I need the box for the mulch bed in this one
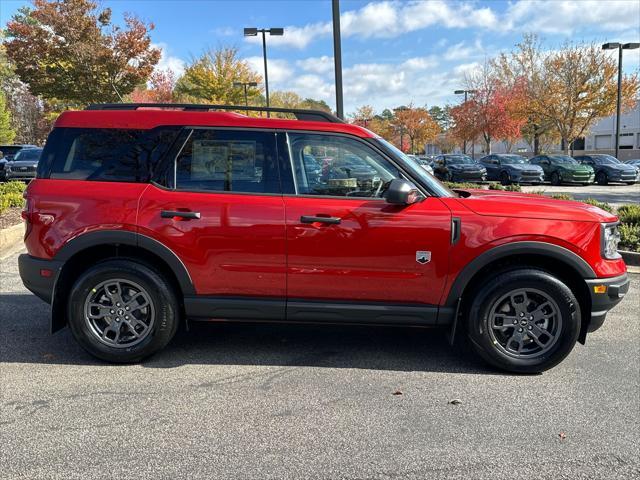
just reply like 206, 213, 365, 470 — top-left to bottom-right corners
0, 207, 23, 230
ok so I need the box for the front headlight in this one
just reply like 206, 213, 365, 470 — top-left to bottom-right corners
602, 223, 621, 259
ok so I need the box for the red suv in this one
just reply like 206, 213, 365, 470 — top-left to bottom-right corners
19, 104, 630, 372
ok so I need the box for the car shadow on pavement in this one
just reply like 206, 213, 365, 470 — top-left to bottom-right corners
0, 292, 497, 375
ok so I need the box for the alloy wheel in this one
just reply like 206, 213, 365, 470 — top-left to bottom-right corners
83, 279, 155, 348
487, 288, 562, 359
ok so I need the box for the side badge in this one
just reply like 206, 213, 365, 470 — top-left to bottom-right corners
416, 251, 431, 264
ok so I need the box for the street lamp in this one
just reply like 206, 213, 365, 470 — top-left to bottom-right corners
602, 42, 640, 159
454, 89, 477, 155
233, 81, 258, 107
244, 27, 284, 117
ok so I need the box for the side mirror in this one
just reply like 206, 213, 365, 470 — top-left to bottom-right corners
385, 178, 420, 205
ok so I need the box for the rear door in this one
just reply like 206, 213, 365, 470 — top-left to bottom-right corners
137, 128, 287, 318
281, 132, 452, 314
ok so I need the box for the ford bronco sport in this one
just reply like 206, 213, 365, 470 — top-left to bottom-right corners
19, 104, 630, 373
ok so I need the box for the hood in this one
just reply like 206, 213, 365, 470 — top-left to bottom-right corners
454, 189, 617, 223
603, 164, 637, 173
558, 164, 592, 172
449, 164, 484, 170
9, 160, 38, 167
507, 164, 543, 172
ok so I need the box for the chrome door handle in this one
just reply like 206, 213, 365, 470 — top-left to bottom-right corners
161, 210, 201, 220
300, 215, 341, 225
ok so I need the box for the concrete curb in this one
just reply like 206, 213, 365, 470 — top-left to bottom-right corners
620, 250, 640, 267
0, 223, 24, 256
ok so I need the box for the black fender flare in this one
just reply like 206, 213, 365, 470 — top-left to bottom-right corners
50, 230, 195, 333
54, 230, 195, 295
444, 241, 596, 307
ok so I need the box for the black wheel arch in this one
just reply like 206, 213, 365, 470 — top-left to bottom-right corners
51, 230, 194, 333
445, 241, 595, 344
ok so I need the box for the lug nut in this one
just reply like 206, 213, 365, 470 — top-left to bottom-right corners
125, 315, 129, 320
125, 306, 130, 311
520, 313, 524, 317
512, 319, 518, 325
110, 310, 115, 314
528, 326, 533, 330
518, 327, 524, 333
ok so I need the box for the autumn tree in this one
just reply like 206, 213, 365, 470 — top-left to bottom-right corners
4, 0, 160, 106
537, 42, 638, 153
349, 105, 375, 127
394, 104, 440, 153
451, 63, 527, 154
130, 69, 178, 103
428, 105, 453, 131
175, 47, 262, 105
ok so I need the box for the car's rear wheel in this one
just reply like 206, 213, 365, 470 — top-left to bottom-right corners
466, 269, 581, 373
68, 259, 179, 363
550, 172, 562, 185
596, 171, 608, 185
500, 171, 511, 185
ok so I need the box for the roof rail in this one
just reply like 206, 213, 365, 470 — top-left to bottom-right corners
85, 103, 344, 123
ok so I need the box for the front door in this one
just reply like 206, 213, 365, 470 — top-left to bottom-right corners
137, 128, 287, 318
282, 132, 452, 313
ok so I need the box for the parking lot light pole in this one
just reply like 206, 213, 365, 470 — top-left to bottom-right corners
602, 42, 639, 159
454, 89, 477, 155
233, 81, 258, 107
244, 27, 284, 117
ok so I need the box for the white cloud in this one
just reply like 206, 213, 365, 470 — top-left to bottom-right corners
245, 56, 294, 83
297, 56, 335, 75
244, 22, 332, 50
443, 39, 485, 62
152, 43, 185, 77
504, 0, 640, 34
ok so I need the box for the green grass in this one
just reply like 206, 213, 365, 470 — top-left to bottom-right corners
617, 204, 640, 225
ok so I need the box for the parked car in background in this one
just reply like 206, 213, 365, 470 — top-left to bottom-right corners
574, 154, 637, 185
1, 144, 38, 181
433, 154, 486, 182
623, 159, 640, 168
529, 154, 595, 185
479, 154, 544, 185
4, 147, 43, 182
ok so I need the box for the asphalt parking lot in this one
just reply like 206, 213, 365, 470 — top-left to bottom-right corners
1, 248, 639, 480
521, 183, 640, 207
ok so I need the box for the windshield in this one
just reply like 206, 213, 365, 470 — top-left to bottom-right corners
499, 155, 527, 164
445, 155, 475, 165
14, 149, 42, 161
551, 155, 578, 164
374, 138, 453, 197
592, 155, 621, 165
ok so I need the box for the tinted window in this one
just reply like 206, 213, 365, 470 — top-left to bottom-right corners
174, 129, 280, 194
40, 127, 180, 182
445, 155, 475, 164
289, 133, 400, 198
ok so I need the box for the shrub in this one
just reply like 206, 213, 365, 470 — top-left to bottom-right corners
504, 184, 522, 192
488, 182, 504, 190
617, 204, 640, 225
0, 181, 26, 195
619, 223, 640, 253
443, 181, 480, 190
582, 198, 613, 213
550, 193, 573, 200
528, 190, 547, 196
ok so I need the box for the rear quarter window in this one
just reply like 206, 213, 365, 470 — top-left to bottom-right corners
38, 127, 181, 182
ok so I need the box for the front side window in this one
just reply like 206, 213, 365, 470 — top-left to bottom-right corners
288, 132, 399, 198
174, 129, 280, 194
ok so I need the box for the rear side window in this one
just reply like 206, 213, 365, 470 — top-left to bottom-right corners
173, 129, 280, 194
38, 127, 180, 182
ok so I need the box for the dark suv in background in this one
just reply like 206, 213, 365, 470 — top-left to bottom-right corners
0, 144, 38, 181
574, 154, 637, 185
4, 147, 43, 182
432, 154, 486, 182
479, 154, 544, 185
529, 154, 595, 185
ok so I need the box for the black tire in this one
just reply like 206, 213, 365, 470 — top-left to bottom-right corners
550, 171, 561, 186
67, 258, 179, 363
499, 171, 511, 185
596, 171, 608, 185
466, 269, 581, 373
444, 172, 452, 182
625, 182, 635, 186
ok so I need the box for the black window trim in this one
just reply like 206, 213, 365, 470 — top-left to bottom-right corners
284, 130, 430, 201
162, 126, 284, 197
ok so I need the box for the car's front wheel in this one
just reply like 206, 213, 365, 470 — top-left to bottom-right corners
67, 259, 179, 363
550, 172, 562, 185
596, 171, 608, 185
466, 269, 581, 373
500, 171, 511, 185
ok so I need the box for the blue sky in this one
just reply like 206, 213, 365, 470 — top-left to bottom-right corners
2, 0, 639, 113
